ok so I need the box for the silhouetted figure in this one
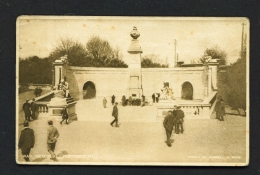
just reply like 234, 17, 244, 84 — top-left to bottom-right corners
60, 106, 68, 124
152, 93, 155, 103
23, 100, 31, 121
18, 120, 35, 162
103, 97, 107, 108
111, 95, 115, 105
163, 111, 175, 147
30, 99, 37, 120
110, 102, 119, 127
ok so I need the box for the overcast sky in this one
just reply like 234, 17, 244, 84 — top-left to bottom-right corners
17, 16, 249, 65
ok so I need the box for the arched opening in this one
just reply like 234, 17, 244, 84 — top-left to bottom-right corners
83, 81, 96, 99
181, 82, 193, 100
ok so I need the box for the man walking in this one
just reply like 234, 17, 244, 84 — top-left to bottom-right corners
23, 100, 31, 121
60, 106, 69, 124
47, 120, 59, 161
110, 102, 119, 127
175, 105, 185, 134
163, 111, 175, 147
18, 120, 35, 162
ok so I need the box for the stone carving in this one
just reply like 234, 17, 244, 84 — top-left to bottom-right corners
130, 26, 140, 39
160, 83, 175, 100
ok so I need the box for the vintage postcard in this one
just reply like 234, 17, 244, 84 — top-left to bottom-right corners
16, 16, 249, 165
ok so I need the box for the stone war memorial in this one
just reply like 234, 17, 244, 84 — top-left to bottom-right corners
16, 17, 249, 166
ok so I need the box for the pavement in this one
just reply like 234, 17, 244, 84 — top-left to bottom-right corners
17, 97, 247, 165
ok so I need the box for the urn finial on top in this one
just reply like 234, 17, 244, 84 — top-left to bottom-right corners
130, 26, 140, 39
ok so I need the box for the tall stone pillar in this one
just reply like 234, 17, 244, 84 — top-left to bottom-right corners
53, 59, 64, 88
127, 26, 143, 98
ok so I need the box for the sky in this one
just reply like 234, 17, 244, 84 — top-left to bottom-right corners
17, 16, 249, 65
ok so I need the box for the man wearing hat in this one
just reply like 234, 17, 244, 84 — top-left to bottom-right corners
110, 102, 119, 127
23, 99, 31, 121
163, 111, 175, 147
18, 120, 35, 162
175, 105, 185, 134
47, 120, 59, 161
60, 106, 69, 124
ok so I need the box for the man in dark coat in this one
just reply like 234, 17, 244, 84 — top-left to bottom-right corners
219, 99, 225, 121
172, 105, 177, 132
111, 95, 115, 105
152, 93, 155, 103
30, 99, 37, 120
47, 120, 59, 161
110, 102, 119, 127
215, 96, 222, 120
18, 120, 35, 162
60, 106, 69, 124
175, 105, 185, 134
23, 100, 31, 121
163, 111, 175, 147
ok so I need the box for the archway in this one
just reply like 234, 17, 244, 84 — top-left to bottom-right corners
83, 81, 96, 99
181, 82, 193, 100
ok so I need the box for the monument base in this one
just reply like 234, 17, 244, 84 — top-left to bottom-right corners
47, 97, 77, 122
157, 100, 177, 121
128, 88, 142, 99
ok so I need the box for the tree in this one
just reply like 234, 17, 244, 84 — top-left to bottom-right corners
86, 36, 114, 62
141, 54, 168, 68
19, 56, 52, 84
200, 46, 227, 65
226, 49, 246, 114
49, 38, 90, 66
86, 36, 127, 67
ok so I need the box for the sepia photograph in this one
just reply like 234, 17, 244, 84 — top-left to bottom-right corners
16, 16, 249, 165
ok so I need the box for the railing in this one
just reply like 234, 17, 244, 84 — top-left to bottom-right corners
35, 101, 49, 113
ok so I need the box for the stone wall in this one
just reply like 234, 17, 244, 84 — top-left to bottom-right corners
64, 66, 208, 101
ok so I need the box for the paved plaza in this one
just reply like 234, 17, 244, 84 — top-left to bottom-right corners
17, 94, 247, 165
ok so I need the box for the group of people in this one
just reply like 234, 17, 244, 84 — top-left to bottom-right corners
22, 99, 38, 121
163, 105, 185, 147
215, 96, 226, 121
18, 119, 59, 162
152, 93, 160, 103
34, 87, 42, 97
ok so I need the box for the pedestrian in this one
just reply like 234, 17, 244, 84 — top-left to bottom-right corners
103, 97, 107, 108
23, 100, 31, 121
111, 95, 115, 105
128, 96, 132, 106
175, 105, 185, 134
34, 87, 39, 97
18, 120, 35, 162
60, 106, 69, 124
110, 102, 119, 127
163, 111, 175, 147
38, 87, 42, 96
141, 95, 145, 107
215, 96, 222, 120
155, 93, 159, 103
219, 99, 225, 121
172, 105, 178, 132
30, 99, 37, 120
122, 95, 126, 107
152, 93, 155, 103
47, 120, 59, 161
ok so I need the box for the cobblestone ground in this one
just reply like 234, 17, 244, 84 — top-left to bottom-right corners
17, 98, 247, 165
